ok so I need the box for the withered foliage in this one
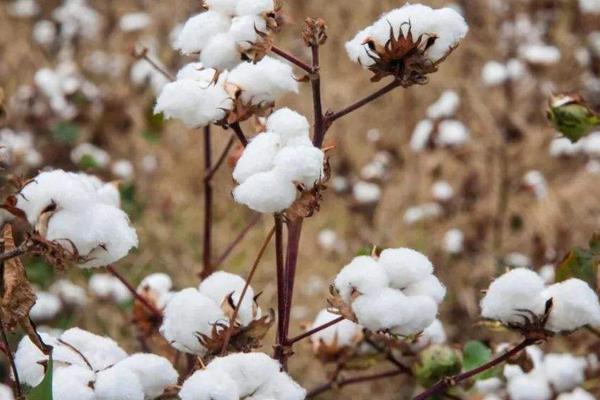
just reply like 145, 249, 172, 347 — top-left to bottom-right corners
302, 17, 328, 47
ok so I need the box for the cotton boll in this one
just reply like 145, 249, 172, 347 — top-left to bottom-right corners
115, 354, 178, 399
273, 146, 324, 189
52, 365, 95, 400
370, 5, 434, 47
504, 364, 525, 380
232, 170, 298, 213
334, 256, 390, 304
557, 388, 596, 400
229, 15, 267, 49
345, 27, 375, 67
378, 248, 434, 289
426, 90, 460, 119
71, 143, 111, 168
410, 119, 434, 152
549, 137, 580, 157
160, 288, 227, 354
436, 120, 470, 147
423, 7, 469, 61
235, 0, 275, 16
33, 20, 57, 46
403, 275, 446, 304
138, 273, 172, 296
205, 0, 239, 15
393, 295, 438, 336
180, 368, 240, 400
253, 371, 307, 400
480, 268, 547, 325
0, 384, 14, 400
56, 328, 128, 371
175, 11, 231, 55
119, 12, 151, 32
523, 170, 548, 199
232, 132, 281, 183
95, 366, 145, 400
543, 279, 600, 332
207, 353, 280, 397
411, 319, 447, 350
266, 108, 310, 145
352, 288, 412, 331
111, 160, 134, 181
309, 309, 362, 351
50, 279, 87, 307
176, 63, 215, 82
443, 229, 464, 255
15, 333, 57, 386
579, 0, 600, 14
154, 78, 233, 128
198, 271, 256, 326
474, 377, 503, 394
200, 33, 241, 71
228, 56, 299, 104
542, 353, 586, 392
505, 252, 531, 268
8, 0, 39, 18
89, 273, 132, 303
30, 291, 62, 321
431, 180, 454, 202
519, 44, 561, 66
506, 58, 527, 80
506, 371, 552, 400
481, 61, 508, 86
352, 181, 381, 204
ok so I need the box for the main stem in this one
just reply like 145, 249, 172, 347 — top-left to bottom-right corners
311, 44, 325, 148
201, 125, 213, 279
274, 214, 287, 363
413, 338, 533, 400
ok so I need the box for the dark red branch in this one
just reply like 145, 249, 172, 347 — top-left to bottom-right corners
310, 45, 326, 148
274, 214, 287, 362
287, 316, 344, 345
106, 265, 162, 319
201, 125, 213, 279
271, 45, 313, 73
307, 369, 404, 398
213, 214, 261, 268
204, 133, 235, 182
230, 122, 248, 147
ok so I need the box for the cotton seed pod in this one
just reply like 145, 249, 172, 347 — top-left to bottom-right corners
547, 93, 600, 143
414, 345, 462, 388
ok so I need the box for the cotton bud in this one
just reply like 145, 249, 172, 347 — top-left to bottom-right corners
415, 345, 462, 388
547, 93, 600, 143
309, 309, 362, 358
302, 17, 327, 47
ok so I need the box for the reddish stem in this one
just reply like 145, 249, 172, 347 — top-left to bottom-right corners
213, 214, 261, 268
287, 316, 344, 345
204, 133, 235, 182
230, 122, 248, 147
310, 45, 326, 148
307, 369, 405, 398
271, 45, 313, 73
106, 265, 162, 319
274, 214, 287, 361
200, 125, 213, 279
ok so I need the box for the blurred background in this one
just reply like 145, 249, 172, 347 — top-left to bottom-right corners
1, 0, 600, 398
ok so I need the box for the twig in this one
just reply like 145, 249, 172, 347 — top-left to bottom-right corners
307, 369, 404, 398
413, 338, 534, 400
213, 214, 261, 268
230, 122, 248, 147
200, 125, 214, 279
310, 44, 326, 148
286, 316, 344, 345
0, 240, 31, 263
270, 45, 313, 73
0, 315, 21, 399
204, 133, 235, 182
138, 50, 175, 82
106, 265, 163, 319
219, 225, 276, 355
325, 79, 402, 127
274, 214, 287, 362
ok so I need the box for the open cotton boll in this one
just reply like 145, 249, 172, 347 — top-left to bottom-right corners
310, 309, 361, 350
557, 388, 596, 400
235, 0, 275, 16
410, 119, 434, 152
266, 108, 310, 145
111, 160, 134, 182
431, 180, 454, 202
393, 295, 438, 336
519, 44, 561, 66
548, 136, 576, 157
542, 279, 600, 332
53, 365, 96, 400
475, 377, 503, 395
421, 7, 469, 61
228, 56, 298, 104
55, 328, 128, 371
50, 279, 87, 307
200, 33, 241, 71
542, 353, 587, 392
198, 271, 257, 326
15, 333, 58, 386
352, 288, 412, 331
174, 11, 231, 55
435, 120, 470, 147
334, 256, 389, 304
345, 27, 375, 67
115, 354, 178, 399
273, 146, 324, 189
176, 63, 216, 82
352, 181, 381, 204
480, 268, 547, 325
154, 78, 233, 128
180, 368, 240, 400
482, 61, 508, 86
207, 352, 281, 397
443, 229, 464, 255
411, 319, 447, 350
403, 275, 446, 304
232, 132, 281, 183
580, 0, 600, 13
71, 142, 111, 168
506, 371, 552, 400
30, 291, 62, 321
426, 90, 460, 119
119, 12, 151, 32
205, 0, 239, 15
232, 170, 298, 213
46, 204, 138, 268
0, 384, 14, 400
90, 273, 132, 303
95, 366, 145, 400
229, 15, 267, 49
252, 371, 307, 400
138, 273, 172, 297
160, 288, 227, 354
378, 248, 433, 289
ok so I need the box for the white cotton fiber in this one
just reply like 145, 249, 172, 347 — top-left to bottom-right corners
334, 256, 389, 303
379, 248, 434, 289
252, 371, 307, 400
480, 268, 547, 325
411, 319, 447, 350
198, 271, 256, 326
506, 371, 552, 400
235, 0, 275, 16
137, 273, 172, 297
232, 131, 281, 184
482, 61, 508, 86
154, 78, 233, 128
30, 291, 62, 321
200, 33, 241, 70
310, 309, 361, 350
207, 353, 280, 397
266, 108, 310, 145
160, 288, 227, 354
556, 388, 596, 400
410, 119, 434, 152
115, 353, 178, 399
543, 279, 600, 333
352, 288, 412, 331
345, 27, 375, 67
52, 365, 95, 400
403, 275, 446, 304
176, 63, 216, 82
180, 368, 240, 400
50, 279, 87, 307
426, 90, 460, 119
94, 366, 145, 400
55, 328, 128, 371
273, 146, 324, 189
174, 11, 231, 55
232, 170, 298, 213
542, 353, 586, 392
205, 0, 239, 15
229, 15, 267, 49
15, 333, 57, 386
436, 120, 470, 147
352, 181, 381, 204
393, 295, 438, 336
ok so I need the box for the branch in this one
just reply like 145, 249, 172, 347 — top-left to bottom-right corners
230, 122, 248, 147
213, 214, 261, 268
200, 125, 214, 279
220, 225, 275, 354
307, 369, 405, 398
0, 314, 21, 399
136, 48, 175, 82
287, 316, 344, 345
0, 240, 31, 263
413, 338, 534, 400
271, 45, 313, 73
274, 214, 287, 362
310, 44, 326, 148
203, 133, 235, 182
325, 79, 402, 127
106, 265, 163, 319
364, 335, 413, 375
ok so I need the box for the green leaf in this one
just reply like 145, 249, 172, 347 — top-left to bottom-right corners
555, 246, 599, 291
27, 353, 53, 400
51, 122, 79, 144
462, 341, 499, 380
